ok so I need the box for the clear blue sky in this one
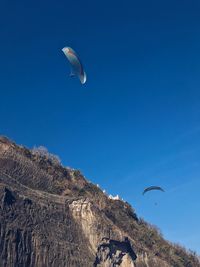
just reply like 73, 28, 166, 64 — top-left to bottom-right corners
1, 0, 200, 253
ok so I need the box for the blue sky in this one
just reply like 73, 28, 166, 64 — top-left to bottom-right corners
1, 0, 200, 253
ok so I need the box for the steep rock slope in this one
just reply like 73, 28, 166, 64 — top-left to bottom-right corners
0, 137, 199, 267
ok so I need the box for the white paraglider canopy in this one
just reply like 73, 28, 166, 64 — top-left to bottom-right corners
62, 47, 87, 84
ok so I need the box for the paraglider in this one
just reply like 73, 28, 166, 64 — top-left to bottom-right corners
142, 186, 165, 195
62, 46, 87, 84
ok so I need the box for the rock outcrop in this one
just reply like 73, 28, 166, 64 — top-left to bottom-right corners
0, 136, 199, 267
94, 238, 136, 267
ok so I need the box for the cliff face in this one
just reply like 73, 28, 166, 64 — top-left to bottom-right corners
0, 137, 199, 267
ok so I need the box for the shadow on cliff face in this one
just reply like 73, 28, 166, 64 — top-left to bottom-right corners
94, 237, 137, 266
1, 187, 16, 208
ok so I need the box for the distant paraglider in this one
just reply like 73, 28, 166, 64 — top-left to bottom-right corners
62, 47, 87, 84
142, 186, 165, 195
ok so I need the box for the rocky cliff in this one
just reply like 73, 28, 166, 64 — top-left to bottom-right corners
0, 136, 199, 267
